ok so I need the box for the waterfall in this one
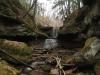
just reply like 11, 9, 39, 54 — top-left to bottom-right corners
43, 27, 59, 50
52, 27, 59, 38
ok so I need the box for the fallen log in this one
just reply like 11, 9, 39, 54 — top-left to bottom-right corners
0, 48, 34, 70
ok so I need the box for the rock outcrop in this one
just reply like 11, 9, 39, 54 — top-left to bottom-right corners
61, 0, 100, 38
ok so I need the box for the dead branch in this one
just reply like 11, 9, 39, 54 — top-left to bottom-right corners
53, 56, 65, 75
23, 0, 36, 18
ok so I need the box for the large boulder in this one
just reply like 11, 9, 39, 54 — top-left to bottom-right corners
0, 39, 33, 64
80, 37, 100, 63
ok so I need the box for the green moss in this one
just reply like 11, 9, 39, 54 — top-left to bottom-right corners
0, 39, 33, 63
81, 37, 97, 54
0, 60, 18, 75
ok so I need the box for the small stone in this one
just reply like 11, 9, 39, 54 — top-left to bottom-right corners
50, 68, 59, 75
29, 69, 45, 75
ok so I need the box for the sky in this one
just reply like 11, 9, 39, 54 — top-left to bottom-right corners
27, 0, 56, 18
38, 0, 63, 27
27, 0, 63, 27
38, 0, 55, 17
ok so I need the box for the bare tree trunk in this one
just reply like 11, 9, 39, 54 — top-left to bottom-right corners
67, 0, 71, 14
77, 0, 81, 9
33, 0, 38, 22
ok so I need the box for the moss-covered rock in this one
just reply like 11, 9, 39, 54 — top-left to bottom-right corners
0, 60, 19, 75
81, 37, 97, 53
0, 39, 33, 63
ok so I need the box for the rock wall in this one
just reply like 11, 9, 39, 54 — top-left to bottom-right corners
62, 0, 100, 38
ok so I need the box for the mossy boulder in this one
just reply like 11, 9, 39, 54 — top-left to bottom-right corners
0, 60, 19, 75
0, 39, 33, 63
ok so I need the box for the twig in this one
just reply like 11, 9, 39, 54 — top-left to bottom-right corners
22, 0, 37, 18
53, 56, 65, 75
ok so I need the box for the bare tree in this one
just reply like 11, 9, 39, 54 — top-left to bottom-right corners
52, 0, 82, 20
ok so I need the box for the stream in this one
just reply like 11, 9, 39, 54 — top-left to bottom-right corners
20, 27, 79, 75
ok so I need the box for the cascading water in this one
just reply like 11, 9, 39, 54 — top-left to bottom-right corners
43, 27, 59, 50
52, 27, 59, 38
